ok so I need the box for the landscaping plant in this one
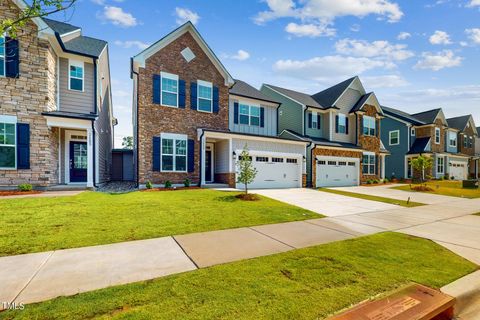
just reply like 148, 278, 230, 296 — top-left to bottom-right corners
145, 181, 153, 189
411, 155, 433, 184
236, 145, 258, 198
18, 183, 33, 192
184, 178, 190, 187
164, 180, 172, 188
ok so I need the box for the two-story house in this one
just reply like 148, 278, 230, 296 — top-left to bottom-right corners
0, 0, 114, 189
475, 126, 480, 178
131, 22, 308, 189
260, 76, 389, 187
446, 115, 477, 179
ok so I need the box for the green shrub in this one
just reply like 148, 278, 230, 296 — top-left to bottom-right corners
184, 178, 190, 187
366, 180, 373, 185
145, 181, 153, 189
164, 180, 172, 188
373, 179, 380, 184
18, 183, 33, 192
383, 178, 389, 184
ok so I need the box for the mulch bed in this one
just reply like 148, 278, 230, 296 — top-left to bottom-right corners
141, 186, 201, 192
0, 190, 42, 197
235, 194, 260, 201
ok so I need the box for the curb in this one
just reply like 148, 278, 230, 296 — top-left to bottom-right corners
441, 270, 480, 317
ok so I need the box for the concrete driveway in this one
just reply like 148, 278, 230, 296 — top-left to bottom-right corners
331, 184, 464, 205
254, 188, 400, 216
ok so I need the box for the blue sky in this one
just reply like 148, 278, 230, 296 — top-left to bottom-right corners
48, 0, 480, 147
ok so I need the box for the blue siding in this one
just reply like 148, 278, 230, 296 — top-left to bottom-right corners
381, 117, 409, 179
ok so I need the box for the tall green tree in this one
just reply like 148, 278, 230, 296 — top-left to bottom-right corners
1, 0, 77, 38
411, 155, 433, 182
236, 145, 257, 195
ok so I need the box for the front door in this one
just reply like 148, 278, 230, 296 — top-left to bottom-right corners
205, 150, 213, 182
70, 141, 87, 183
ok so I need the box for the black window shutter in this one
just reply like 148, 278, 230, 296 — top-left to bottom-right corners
6, 37, 20, 78
152, 75, 161, 104
178, 79, 186, 108
190, 82, 197, 110
233, 102, 239, 124
212, 86, 219, 113
308, 112, 312, 128
260, 107, 265, 127
188, 139, 195, 172
345, 117, 349, 134
317, 114, 321, 129
16, 123, 30, 169
335, 115, 339, 133
152, 136, 160, 171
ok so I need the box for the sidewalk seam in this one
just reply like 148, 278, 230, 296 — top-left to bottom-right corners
172, 236, 200, 269
248, 227, 296, 249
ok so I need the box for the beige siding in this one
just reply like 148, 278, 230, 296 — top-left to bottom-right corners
59, 57, 95, 113
214, 140, 229, 173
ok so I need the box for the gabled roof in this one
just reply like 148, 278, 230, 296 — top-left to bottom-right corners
230, 80, 280, 105
382, 106, 425, 125
411, 108, 442, 124
263, 84, 324, 109
446, 115, 473, 132
42, 18, 80, 35
408, 137, 431, 154
311, 77, 357, 107
62, 36, 107, 58
132, 21, 234, 85
350, 92, 383, 114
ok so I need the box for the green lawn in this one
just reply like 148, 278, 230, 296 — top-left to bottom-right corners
0, 190, 318, 256
2, 233, 476, 320
318, 188, 425, 207
393, 180, 480, 198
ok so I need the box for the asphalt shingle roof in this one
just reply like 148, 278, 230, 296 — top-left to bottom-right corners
264, 84, 324, 109
382, 106, 425, 125
350, 93, 372, 113
411, 108, 441, 124
311, 77, 356, 107
446, 115, 471, 131
230, 80, 280, 104
408, 137, 431, 154
63, 36, 107, 58
42, 18, 80, 35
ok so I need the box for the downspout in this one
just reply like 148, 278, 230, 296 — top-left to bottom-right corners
131, 59, 140, 188
198, 130, 205, 187
92, 58, 98, 187
355, 113, 358, 145
308, 141, 314, 188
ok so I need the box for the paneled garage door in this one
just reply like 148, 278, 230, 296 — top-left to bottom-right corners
236, 155, 302, 189
449, 161, 468, 180
316, 156, 359, 187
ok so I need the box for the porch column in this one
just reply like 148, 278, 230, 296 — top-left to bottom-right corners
381, 155, 385, 179
200, 134, 206, 186
87, 127, 94, 188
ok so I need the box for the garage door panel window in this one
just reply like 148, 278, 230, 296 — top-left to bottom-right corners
348, 162, 356, 166
239, 104, 260, 126
286, 158, 297, 164
161, 137, 186, 172
256, 156, 268, 162
328, 161, 336, 165
363, 116, 376, 136
362, 154, 375, 175
272, 157, 284, 163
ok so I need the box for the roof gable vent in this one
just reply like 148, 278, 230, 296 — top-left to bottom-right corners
181, 47, 195, 62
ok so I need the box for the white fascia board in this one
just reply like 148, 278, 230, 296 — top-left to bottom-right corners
44, 116, 91, 129
202, 130, 308, 146
235, 149, 303, 158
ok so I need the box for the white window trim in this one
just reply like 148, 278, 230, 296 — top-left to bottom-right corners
338, 113, 347, 134
312, 111, 318, 129
239, 103, 260, 127
448, 131, 457, 147
197, 79, 213, 113
160, 132, 187, 173
389, 130, 400, 146
160, 71, 179, 108
363, 116, 376, 136
68, 59, 84, 92
362, 153, 376, 175
435, 127, 441, 144
437, 157, 444, 174
0, 115, 18, 170
411, 128, 416, 136
0, 34, 5, 78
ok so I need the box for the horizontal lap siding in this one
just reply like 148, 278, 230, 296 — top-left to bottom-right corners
260, 86, 303, 135
381, 117, 409, 179
59, 58, 95, 114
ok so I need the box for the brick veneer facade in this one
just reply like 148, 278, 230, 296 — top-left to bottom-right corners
0, 0, 59, 187
137, 31, 229, 185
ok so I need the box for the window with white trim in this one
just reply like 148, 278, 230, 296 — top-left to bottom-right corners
161, 134, 186, 172
363, 116, 376, 136
338, 114, 347, 134
448, 131, 457, 147
161, 72, 178, 107
0, 116, 16, 169
0, 35, 5, 77
468, 136, 473, 148
239, 103, 260, 126
389, 130, 399, 145
312, 111, 318, 129
69, 60, 84, 91
362, 154, 375, 175
197, 80, 212, 112
437, 157, 444, 174
435, 127, 441, 144
463, 134, 468, 148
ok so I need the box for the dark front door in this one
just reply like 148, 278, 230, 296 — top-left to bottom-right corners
205, 150, 212, 182
70, 141, 87, 183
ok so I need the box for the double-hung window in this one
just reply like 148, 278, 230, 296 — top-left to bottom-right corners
69, 60, 84, 91
464, 135, 468, 148
437, 157, 444, 174
161, 72, 178, 107
362, 154, 375, 175
197, 80, 212, 112
312, 111, 318, 129
389, 130, 399, 145
469, 136, 473, 148
435, 127, 441, 144
337, 114, 347, 134
0, 116, 17, 169
161, 134, 187, 172
0, 35, 5, 77
239, 103, 260, 126
448, 131, 457, 147
363, 116, 376, 136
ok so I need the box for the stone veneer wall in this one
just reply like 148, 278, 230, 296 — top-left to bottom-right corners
357, 104, 383, 183
137, 31, 229, 185
0, 0, 59, 187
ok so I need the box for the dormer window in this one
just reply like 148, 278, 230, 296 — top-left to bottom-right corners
0, 35, 4, 77
69, 60, 84, 91
197, 80, 212, 113
435, 127, 441, 144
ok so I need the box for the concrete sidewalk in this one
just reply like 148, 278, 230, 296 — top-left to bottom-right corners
1, 198, 479, 309
0, 190, 83, 200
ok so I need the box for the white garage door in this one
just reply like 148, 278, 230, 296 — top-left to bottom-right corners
449, 161, 467, 180
316, 156, 359, 187
236, 155, 302, 189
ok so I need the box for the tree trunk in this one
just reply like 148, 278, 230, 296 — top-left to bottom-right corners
245, 182, 248, 195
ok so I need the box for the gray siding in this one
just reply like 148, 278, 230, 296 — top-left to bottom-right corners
381, 116, 409, 179
332, 113, 356, 144
261, 86, 303, 135
305, 111, 324, 138
59, 57, 95, 114
229, 99, 277, 136
334, 88, 362, 113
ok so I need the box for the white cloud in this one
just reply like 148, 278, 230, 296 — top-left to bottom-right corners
397, 32, 411, 40
114, 40, 149, 50
273, 55, 389, 82
175, 7, 200, 25
466, 28, 480, 44
285, 22, 335, 37
223, 50, 251, 61
414, 50, 462, 71
429, 30, 452, 45
102, 6, 137, 27
350, 24, 361, 32
466, 0, 480, 7
362, 75, 409, 88
334, 39, 414, 65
